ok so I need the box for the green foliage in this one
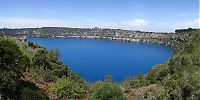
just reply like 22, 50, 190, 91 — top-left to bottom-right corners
189, 90, 200, 100
128, 74, 148, 88
0, 36, 49, 100
0, 34, 69, 99
49, 77, 86, 99
141, 85, 167, 100
0, 32, 4, 37
31, 48, 68, 82
161, 66, 200, 99
89, 82, 124, 100
28, 41, 41, 49
67, 72, 85, 83
1, 29, 200, 99
126, 29, 200, 99
146, 64, 170, 84
0, 39, 30, 74
6, 36, 36, 58
20, 88, 49, 100
0, 39, 31, 99
0, 73, 20, 99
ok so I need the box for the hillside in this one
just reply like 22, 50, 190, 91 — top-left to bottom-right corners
0, 32, 86, 99
0, 28, 199, 100
124, 29, 200, 99
0, 27, 174, 45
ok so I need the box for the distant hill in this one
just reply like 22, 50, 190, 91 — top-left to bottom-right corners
0, 27, 175, 45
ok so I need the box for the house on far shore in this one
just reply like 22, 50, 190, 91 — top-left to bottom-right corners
17, 36, 27, 42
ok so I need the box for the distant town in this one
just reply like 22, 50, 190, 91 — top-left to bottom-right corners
0, 27, 194, 47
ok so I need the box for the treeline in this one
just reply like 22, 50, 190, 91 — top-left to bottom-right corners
175, 28, 199, 33
0, 27, 175, 48
0, 27, 172, 38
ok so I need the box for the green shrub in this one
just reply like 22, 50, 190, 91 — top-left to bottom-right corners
189, 90, 200, 100
20, 88, 49, 100
67, 72, 84, 83
49, 77, 86, 99
129, 74, 148, 88
0, 39, 31, 99
160, 66, 200, 99
147, 64, 170, 84
89, 82, 124, 100
31, 48, 68, 82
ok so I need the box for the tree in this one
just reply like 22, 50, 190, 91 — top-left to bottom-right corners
31, 49, 68, 82
89, 82, 124, 100
49, 77, 86, 99
20, 88, 49, 100
0, 39, 30, 99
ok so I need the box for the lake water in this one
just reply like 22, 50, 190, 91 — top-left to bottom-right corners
28, 38, 173, 82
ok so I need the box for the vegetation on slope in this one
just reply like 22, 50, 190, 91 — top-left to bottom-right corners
0, 33, 48, 99
48, 73, 87, 99
0, 28, 199, 100
89, 82, 124, 100
0, 32, 87, 99
124, 29, 200, 99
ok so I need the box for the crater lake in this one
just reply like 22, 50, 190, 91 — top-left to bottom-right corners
28, 38, 173, 82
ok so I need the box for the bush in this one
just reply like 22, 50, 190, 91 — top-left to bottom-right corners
0, 73, 20, 99
160, 66, 200, 99
89, 82, 124, 100
0, 39, 31, 99
49, 77, 86, 99
20, 88, 49, 100
31, 48, 68, 82
67, 72, 84, 83
146, 64, 170, 84
129, 74, 148, 88
189, 90, 200, 100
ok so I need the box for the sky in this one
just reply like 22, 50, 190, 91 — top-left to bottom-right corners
0, 0, 199, 32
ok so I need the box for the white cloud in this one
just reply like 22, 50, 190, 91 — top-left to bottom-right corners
193, 19, 199, 26
0, 17, 71, 28
0, 17, 121, 29
0, 17, 198, 32
80, 19, 151, 30
79, 19, 121, 29
121, 19, 150, 31
0, 17, 152, 31
152, 18, 199, 32
122, 19, 150, 28
174, 18, 199, 29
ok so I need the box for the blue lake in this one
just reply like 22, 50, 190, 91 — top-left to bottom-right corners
29, 38, 173, 82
